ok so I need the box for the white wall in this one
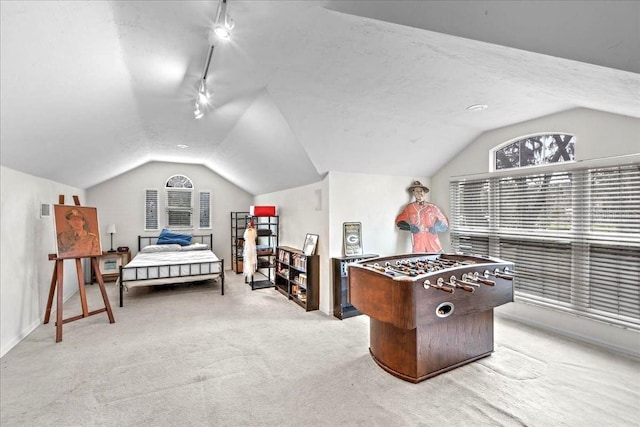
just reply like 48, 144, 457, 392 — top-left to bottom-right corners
430, 108, 640, 357
255, 179, 329, 310
327, 172, 432, 258
86, 161, 253, 264
255, 172, 432, 315
1, 166, 87, 357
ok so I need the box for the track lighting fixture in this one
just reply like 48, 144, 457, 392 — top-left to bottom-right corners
197, 80, 210, 105
194, 102, 204, 120
193, 0, 234, 119
213, 0, 234, 39
194, 45, 215, 120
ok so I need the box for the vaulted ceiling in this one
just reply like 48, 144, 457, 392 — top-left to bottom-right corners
1, 1, 638, 195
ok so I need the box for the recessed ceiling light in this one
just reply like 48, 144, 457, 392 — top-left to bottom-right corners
467, 104, 488, 111
177, 144, 189, 149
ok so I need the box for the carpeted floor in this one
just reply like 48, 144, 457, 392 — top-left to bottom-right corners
1, 272, 639, 426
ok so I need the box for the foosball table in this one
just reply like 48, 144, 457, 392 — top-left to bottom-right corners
348, 252, 514, 383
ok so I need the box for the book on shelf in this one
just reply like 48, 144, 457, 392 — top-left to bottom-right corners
298, 273, 307, 286
278, 250, 290, 264
291, 254, 307, 270
277, 266, 289, 278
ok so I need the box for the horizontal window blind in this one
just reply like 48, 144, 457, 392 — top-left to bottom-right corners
450, 162, 640, 329
166, 189, 192, 228
144, 189, 159, 231
586, 166, 640, 240
199, 191, 211, 229
451, 234, 490, 257
452, 180, 490, 230
497, 173, 573, 234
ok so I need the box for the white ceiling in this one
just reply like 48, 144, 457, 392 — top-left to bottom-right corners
1, 1, 639, 195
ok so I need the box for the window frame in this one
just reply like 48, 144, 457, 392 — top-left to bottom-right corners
164, 175, 194, 230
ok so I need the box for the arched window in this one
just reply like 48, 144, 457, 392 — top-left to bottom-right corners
492, 133, 575, 171
165, 175, 194, 228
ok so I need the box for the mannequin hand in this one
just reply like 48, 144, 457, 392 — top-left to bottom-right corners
397, 221, 420, 234
429, 220, 448, 234
397, 221, 410, 231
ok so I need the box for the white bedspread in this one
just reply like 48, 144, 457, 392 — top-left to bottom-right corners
127, 249, 219, 267
121, 249, 222, 283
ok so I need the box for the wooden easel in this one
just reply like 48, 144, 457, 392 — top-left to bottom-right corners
43, 195, 115, 342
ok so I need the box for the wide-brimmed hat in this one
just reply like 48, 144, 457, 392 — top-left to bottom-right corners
65, 208, 85, 220
407, 180, 429, 193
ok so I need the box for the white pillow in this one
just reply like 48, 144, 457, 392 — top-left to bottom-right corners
180, 243, 210, 251
140, 244, 182, 253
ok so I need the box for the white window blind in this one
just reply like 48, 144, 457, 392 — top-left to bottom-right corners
145, 189, 159, 231
199, 191, 211, 229
165, 189, 192, 228
450, 163, 640, 329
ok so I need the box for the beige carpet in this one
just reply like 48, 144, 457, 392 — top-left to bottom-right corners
1, 272, 639, 426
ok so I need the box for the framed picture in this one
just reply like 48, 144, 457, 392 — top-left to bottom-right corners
302, 233, 318, 256
343, 222, 363, 256
53, 205, 102, 259
99, 254, 122, 275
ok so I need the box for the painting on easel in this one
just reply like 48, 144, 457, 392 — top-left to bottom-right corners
53, 205, 102, 259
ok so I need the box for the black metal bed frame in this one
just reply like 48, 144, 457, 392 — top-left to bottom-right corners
118, 234, 225, 307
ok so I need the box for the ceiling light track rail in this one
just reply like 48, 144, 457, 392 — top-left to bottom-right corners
194, 0, 234, 120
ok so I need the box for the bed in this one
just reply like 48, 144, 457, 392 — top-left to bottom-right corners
118, 233, 225, 307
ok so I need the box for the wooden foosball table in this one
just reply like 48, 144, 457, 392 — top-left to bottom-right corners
348, 253, 514, 383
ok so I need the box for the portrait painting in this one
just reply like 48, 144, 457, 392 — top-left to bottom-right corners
54, 205, 102, 259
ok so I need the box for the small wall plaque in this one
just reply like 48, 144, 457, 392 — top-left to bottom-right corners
343, 222, 363, 256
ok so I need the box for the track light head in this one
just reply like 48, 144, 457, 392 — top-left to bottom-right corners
198, 80, 211, 105
198, 92, 209, 105
213, 0, 233, 39
214, 24, 231, 39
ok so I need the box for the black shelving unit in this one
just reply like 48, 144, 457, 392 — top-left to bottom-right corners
231, 212, 279, 289
332, 254, 378, 319
230, 211, 250, 274
250, 215, 279, 290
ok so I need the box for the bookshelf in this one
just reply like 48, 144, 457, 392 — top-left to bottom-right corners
275, 246, 319, 311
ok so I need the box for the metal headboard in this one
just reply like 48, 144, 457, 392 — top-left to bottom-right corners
138, 233, 213, 251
